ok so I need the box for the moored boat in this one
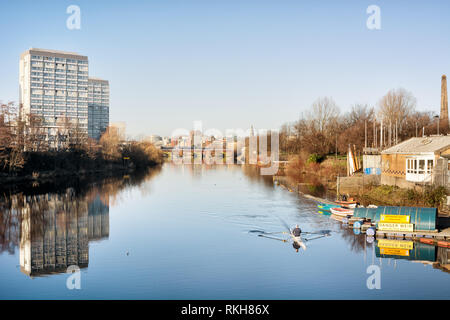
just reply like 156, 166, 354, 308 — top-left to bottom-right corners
330, 207, 354, 216
317, 203, 341, 211
335, 200, 357, 206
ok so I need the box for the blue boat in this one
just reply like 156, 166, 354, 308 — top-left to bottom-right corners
317, 203, 341, 211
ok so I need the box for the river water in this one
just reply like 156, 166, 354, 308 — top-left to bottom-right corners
0, 163, 449, 299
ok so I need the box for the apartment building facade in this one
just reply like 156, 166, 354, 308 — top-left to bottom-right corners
19, 49, 89, 146
88, 77, 110, 140
19, 48, 110, 146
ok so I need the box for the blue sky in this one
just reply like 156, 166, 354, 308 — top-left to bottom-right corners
1, 0, 450, 136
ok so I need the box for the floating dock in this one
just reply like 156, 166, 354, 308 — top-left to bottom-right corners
376, 227, 450, 241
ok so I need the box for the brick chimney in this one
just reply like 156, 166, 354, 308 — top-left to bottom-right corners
441, 75, 449, 129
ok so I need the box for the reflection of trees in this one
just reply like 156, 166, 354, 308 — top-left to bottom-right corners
0, 198, 20, 254
82, 166, 162, 207
241, 165, 274, 188
339, 226, 372, 253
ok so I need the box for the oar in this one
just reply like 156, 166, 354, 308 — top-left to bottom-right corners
262, 231, 286, 235
258, 235, 288, 242
303, 235, 327, 242
302, 231, 331, 236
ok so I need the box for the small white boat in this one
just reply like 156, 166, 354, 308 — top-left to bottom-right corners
330, 207, 354, 217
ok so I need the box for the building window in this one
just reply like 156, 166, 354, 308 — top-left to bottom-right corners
427, 160, 434, 173
418, 160, 425, 174
406, 158, 434, 175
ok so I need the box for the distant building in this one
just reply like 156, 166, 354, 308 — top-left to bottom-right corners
161, 137, 171, 147
110, 122, 126, 141
88, 77, 110, 140
146, 135, 163, 147
381, 136, 450, 188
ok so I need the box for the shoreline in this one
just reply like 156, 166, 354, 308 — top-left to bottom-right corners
0, 164, 162, 193
273, 174, 450, 219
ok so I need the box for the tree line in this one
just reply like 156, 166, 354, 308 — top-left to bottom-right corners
279, 88, 445, 157
0, 102, 163, 175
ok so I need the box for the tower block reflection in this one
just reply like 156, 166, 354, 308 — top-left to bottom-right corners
19, 190, 109, 277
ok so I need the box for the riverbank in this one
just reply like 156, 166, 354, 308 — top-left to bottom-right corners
282, 154, 449, 214
0, 164, 163, 194
274, 172, 450, 218
0, 140, 164, 188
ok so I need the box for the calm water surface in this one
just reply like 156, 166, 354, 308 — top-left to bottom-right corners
0, 164, 449, 299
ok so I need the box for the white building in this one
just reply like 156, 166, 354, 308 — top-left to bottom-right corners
19, 49, 89, 145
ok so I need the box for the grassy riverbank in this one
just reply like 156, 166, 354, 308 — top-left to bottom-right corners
284, 153, 346, 188
359, 184, 447, 208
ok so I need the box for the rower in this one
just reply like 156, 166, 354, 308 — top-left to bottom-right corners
292, 225, 302, 237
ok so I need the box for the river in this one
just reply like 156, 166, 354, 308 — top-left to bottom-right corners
0, 163, 449, 299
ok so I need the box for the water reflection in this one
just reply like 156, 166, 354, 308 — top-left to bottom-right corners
0, 164, 448, 299
0, 167, 162, 277
163, 162, 274, 188
19, 190, 96, 276
374, 238, 450, 273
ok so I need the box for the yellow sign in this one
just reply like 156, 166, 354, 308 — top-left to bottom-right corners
380, 214, 410, 223
379, 248, 410, 256
378, 223, 414, 232
378, 239, 414, 250
123, 157, 130, 160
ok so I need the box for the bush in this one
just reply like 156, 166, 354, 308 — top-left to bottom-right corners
307, 153, 325, 164
122, 141, 163, 169
424, 186, 447, 207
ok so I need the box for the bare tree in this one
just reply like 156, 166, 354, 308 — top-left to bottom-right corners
306, 97, 340, 133
347, 104, 374, 126
378, 88, 416, 144
297, 97, 340, 155
0, 102, 25, 172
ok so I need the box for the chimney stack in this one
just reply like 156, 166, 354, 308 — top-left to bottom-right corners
441, 75, 449, 129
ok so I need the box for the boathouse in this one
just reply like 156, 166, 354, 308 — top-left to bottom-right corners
381, 135, 450, 189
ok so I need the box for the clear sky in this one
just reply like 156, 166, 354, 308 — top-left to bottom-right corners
1, 0, 450, 137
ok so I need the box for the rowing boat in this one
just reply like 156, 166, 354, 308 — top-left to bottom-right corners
257, 225, 331, 251
330, 207, 354, 216
289, 232, 307, 250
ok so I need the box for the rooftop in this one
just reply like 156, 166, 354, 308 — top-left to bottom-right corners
21, 48, 88, 60
89, 77, 109, 84
381, 135, 450, 155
